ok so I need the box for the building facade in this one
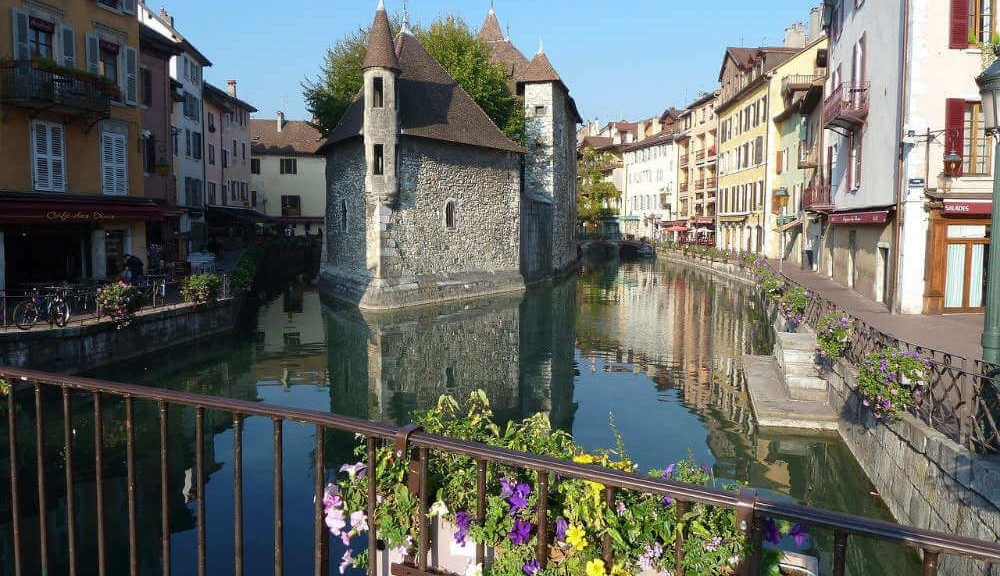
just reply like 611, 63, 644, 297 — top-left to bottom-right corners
677, 92, 719, 242
250, 113, 326, 236
621, 129, 679, 240
0, 0, 159, 291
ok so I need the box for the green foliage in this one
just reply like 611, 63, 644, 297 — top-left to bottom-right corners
777, 286, 809, 328
577, 148, 623, 227
0, 377, 9, 412
303, 14, 525, 143
231, 251, 259, 292
181, 273, 221, 304
328, 392, 771, 576
95, 281, 144, 330
816, 313, 855, 360
857, 348, 931, 421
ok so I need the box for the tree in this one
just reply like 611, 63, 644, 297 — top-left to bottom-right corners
303, 14, 525, 143
577, 148, 622, 230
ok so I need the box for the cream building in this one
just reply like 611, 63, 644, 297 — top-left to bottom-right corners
250, 113, 326, 236
676, 92, 719, 242
622, 129, 679, 240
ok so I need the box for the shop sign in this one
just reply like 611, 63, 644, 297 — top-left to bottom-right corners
943, 200, 992, 216
829, 210, 890, 225
45, 211, 117, 222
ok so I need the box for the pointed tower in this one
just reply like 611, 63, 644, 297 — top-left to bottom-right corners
363, 0, 400, 208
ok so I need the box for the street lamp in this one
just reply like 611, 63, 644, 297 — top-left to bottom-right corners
975, 47, 1000, 366
775, 187, 790, 273
944, 150, 963, 178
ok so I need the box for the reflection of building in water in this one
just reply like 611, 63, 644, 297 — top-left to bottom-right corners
321, 278, 578, 428
255, 283, 327, 352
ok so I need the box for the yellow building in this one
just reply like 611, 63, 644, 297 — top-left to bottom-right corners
716, 46, 798, 253
0, 0, 154, 292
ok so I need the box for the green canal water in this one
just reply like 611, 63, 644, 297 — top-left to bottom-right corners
2, 259, 919, 575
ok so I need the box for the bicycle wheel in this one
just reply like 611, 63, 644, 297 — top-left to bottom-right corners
13, 302, 39, 331
52, 299, 70, 327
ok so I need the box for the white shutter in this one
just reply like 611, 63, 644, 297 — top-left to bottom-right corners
49, 125, 66, 192
12, 8, 29, 60
113, 133, 128, 196
101, 132, 116, 195
86, 34, 100, 75
60, 25, 75, 68
124, 47, 138, 105
122, 0, 136, 15
31, 122, 51, 191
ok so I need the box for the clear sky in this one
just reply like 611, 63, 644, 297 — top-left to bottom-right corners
160, 0, 816, 125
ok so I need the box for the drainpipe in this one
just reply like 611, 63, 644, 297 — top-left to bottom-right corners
891, 0, 911, 314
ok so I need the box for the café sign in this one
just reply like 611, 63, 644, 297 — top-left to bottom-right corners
943, 200, 992, 216
46, 211, 118, 222
829, 210, 890, 225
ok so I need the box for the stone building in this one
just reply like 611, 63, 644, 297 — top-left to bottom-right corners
320, 2, 582, 310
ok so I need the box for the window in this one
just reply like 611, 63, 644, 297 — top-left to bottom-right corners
280, 158, 297, 175
445, 200, 457, 230
99, 41, 118, 86
141, 68, 152, 107
185, 129, 191, 157
971, 0, 995, 45
341, 200, 348, 231
209, 144, 215, 166
223, 149, 230, 169
373, 76, 384, 108
281, 195, 301, 217
30, 120, 66, 192
143, 134, 156, 174
183, 92, 200, 121
192, 132, 202, 160
207, 182, 217, 205
208, 112, 216, 133
251, 190, 258, 207
373, 144, 384, 175
28, 17, 54, 59
172, 129, 178, 157
101, 129, 128, 196
251, 158, 261, 174
964, 101, 992, 175
242, 142, 246, 162
535, 105, 546, 116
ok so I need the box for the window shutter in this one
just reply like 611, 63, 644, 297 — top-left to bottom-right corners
124, 47, 138, 105
950, 0, 971, 49
114, 133, 128, 196
946, 99, 967, 176
122, 0, 136, 15
50, 124, 65, 192
60, 25, 75, 67
12, 8, 29, 60
102, 133, 116, 194
31, 122, 51, 191
86, 34, 100, 74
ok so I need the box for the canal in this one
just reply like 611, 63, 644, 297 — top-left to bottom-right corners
2, 259, 919, 575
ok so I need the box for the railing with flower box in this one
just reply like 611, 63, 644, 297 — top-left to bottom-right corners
0, 60, 112, 116
695, 179, 705, 191
3, 365, 1000, 576
824, 82, 870, 131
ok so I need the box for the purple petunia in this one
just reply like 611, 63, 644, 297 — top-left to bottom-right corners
788, 524, 809, 548
507, 483, 531, 516
523, 560, 541, 576
509, 519, 532, 546
661, 495, 673, 507
454, 511, 472, 547
701, 464, 712, 476
555, 517, 568, 541
662, 463, 676, 479
763, 518, 781, 545
500, 478, 515, 499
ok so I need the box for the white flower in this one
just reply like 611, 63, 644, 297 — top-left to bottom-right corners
465, 562, 483, 576
429, 500, 449, 517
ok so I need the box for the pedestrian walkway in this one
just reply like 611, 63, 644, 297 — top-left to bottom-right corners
770, 260, 985, 362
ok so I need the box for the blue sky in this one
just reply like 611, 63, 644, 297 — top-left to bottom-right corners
164, 0, 814, 125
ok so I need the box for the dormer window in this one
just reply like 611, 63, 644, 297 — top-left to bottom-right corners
373, 144, 384, 175
373, 77, 384, 108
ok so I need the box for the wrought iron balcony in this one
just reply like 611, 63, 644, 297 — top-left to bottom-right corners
824, 82, 870, 130
705, 177, 717, 190
679, 182, 689, 193
695, 150, 705, 162
798, 144, 819, 169
0, 61, 112, 116
803, 183, 834, 212
679, 156, 690, 168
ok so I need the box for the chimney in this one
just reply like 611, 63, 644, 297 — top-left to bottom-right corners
277, 111, 285, 132
159, 6, 174, 27
784, 22, 806, 49
808, 6, 824, 42
226, 79, 237, 97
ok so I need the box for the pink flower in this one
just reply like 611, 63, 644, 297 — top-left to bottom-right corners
339, 550, 354, 575
350, 510, 368, 532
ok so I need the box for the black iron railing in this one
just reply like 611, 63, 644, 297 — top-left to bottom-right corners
3, 367, 1000, 576
0, 62, 111, 115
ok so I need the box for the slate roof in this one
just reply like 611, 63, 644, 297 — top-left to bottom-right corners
252, 119, 325, 156
622, 130, 677, 153
322, 31, 526, 155
362, 4, 400, 72
578, 136, 615, 151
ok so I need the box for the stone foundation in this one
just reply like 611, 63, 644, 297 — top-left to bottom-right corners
320, 267, 525, 311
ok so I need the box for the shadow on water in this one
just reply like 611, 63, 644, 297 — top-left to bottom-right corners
0, 260, 918, 575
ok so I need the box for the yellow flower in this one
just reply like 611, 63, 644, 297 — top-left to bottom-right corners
574, 454, 596, 465
565, 525, 588, 551
586, 559, 607, 576
585, 480, 605, 493
611, 564, 630, 576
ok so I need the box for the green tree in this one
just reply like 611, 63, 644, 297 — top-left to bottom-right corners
303, 14, 525, 143
577, 148, 622, 229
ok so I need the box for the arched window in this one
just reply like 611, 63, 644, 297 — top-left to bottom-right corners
444, 200, 456, 230
341, 199, 348, 231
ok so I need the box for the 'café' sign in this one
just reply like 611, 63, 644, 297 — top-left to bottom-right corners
46, 211, 117, 222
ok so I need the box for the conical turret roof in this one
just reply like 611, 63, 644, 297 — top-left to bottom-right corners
522, 50, 561, 84
479, 8, 504, 42
362, 1, 400, 71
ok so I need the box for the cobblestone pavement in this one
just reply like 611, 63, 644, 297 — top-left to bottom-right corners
770, 260, 985, 362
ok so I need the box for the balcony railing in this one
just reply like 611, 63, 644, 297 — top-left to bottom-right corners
0, 61, 112, 116
679, 182, 689, 193
781, 74, 816, 95
803, 183, 834, 211
707, 145, 717, 158
679, 156, 690, 168
798, 144, 819, 169
695, 179, 706, 191
695, 150, 706, 162
705, 177, 717, 190
824, 82, 870, 130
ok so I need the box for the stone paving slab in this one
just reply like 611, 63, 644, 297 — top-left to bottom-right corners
743, 354, 839, 431
770, 260, 985, 362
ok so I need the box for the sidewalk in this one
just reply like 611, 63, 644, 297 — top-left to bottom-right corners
770, 260, 985, 362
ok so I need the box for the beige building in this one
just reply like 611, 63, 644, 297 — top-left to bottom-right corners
250, 113, 326, 236
675, 91, 719, 242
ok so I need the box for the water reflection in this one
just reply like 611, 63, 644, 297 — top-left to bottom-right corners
0, 260, 918, 575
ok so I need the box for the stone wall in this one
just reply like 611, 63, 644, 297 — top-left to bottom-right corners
521, 195, 553, 282
0, 300, 237, 374
323, 140, 369, 296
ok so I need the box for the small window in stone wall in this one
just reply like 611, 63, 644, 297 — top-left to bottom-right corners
341, 199, 348, 232
373, 77, 384, 108
445, 200, 456, 231
534, 105, 545, 116
373, 144, 384, 175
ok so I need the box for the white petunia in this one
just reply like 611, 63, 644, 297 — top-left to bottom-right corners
429, 500, 449, 517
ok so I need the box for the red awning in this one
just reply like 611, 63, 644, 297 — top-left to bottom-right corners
829, 210, 890, 226
0, 195, 164, 224
666, 226, 690, 232
943, 199, 992, 216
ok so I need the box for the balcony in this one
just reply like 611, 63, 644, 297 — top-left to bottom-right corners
680, 156, 690, 168
707, 145, 717, 158
798, 145, 819, 169
695, 179, 706, 191
781, 74, 817, 97
803, 183, 834, 212
679, 182, 689, 193
824, 82, 870, 130
0, 61, 112, 117
695, 150, 706, 163
705, 177, 717, 190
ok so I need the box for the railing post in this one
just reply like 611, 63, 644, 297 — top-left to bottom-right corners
603, 487, 616, 566
537, 470, 550, 569
314, 425, 329, 576
8, 383, 22, 576
94, 391, 106, 576
833, 531, 848, 576
476, 460, 487, 566
674, 501, 689, 576
159, 402, 170, 576
922, 550, 940, 576
417, 446, 430, 572
366, 436, 378, 576
274, 419, 284, 576
735, 488, 760, 576
62, 387, 78, 576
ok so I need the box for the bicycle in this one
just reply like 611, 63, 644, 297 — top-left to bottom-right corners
13, 287, 71, 330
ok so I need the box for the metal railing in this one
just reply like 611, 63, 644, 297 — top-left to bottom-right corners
781, 74, 816, 95
824, 82, 870, 129
803, 183, 832, 211
0, 62, 112, 115
3, 366, 1000, 576
0, 274, 233, 332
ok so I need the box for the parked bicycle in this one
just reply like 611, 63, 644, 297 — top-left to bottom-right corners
12, 286, 71, 330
